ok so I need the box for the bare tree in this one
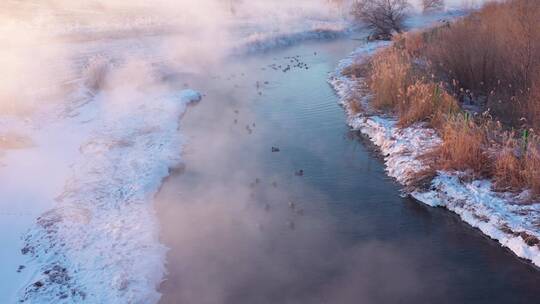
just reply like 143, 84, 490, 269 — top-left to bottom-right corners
352, 0, 410, 40
422, 0, 445, 12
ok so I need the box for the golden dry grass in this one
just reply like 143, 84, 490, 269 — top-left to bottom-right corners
493, 139, 526, 192
369, 48, 412, 110
422, 0, 540, 128
524, 136, 540, 197
399, 81, 460, 128
433, 115, 490, 177
359, 0, 540, 198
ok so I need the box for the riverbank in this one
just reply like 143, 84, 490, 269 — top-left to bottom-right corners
329, 24, 540, 268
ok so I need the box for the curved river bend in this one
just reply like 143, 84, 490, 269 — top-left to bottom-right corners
156, 37, 540, 304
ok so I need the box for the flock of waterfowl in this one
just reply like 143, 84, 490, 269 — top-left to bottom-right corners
226, 54, 316, 230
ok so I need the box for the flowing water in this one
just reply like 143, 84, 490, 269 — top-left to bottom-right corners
156, 37, 540, 304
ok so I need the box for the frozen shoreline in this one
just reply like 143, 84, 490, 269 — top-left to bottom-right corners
234, 23, 351, 55
329, 32, 540, 269
15, 87, 201, 303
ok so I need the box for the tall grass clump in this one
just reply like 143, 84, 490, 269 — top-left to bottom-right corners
400, 81, 459, 128
432, 114, 490, 177
524, 137, 540, 197
422, 0, 540, 128
493, 136, 527, 192
368, 46, 459, 128
369, 48, 412, 110
493, 132, 540, 197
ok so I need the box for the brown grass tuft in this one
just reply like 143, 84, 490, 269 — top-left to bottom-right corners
399, 81, 460, 128
432, 115, 491, 177
524, 136, 540, 197
491, 131, 540, 198
493, 139, 526, 192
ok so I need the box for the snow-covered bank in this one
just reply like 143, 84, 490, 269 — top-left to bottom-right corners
0, 34, 203, 300
329, 19, 540, 268
234, 22, 351, 55
13, 85, 200, 303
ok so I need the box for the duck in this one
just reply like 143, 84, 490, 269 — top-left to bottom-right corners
288, 201, 296, 210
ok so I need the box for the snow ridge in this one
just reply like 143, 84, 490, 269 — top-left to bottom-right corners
17, 86, 200, 303
234, 22, 350, 55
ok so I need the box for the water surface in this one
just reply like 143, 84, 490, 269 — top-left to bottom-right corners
156, 37, 540, 304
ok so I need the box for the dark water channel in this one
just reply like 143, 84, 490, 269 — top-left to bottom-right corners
156, 37, 540, 304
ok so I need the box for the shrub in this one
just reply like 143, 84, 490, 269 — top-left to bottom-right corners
352, 0, 410, 40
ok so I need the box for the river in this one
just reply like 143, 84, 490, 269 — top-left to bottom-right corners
155, 37, 540, 304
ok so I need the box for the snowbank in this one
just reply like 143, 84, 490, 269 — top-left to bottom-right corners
234, 22, 351, 55
4, 86, 200, 303
329, 25, 540, 268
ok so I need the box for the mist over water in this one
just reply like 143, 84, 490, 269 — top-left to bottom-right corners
0, 0, 482, 117
154, 41, 448, 304
0, 0, 506, 303
156, 26, 538, 303
0, 0, 478, 114
0, 0, 347, 96
156, 126, 442, 303
0, 1, 355, 301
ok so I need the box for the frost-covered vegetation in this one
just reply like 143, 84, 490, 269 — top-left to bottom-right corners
331, 0, 540, 268
346, 0, 540, 199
